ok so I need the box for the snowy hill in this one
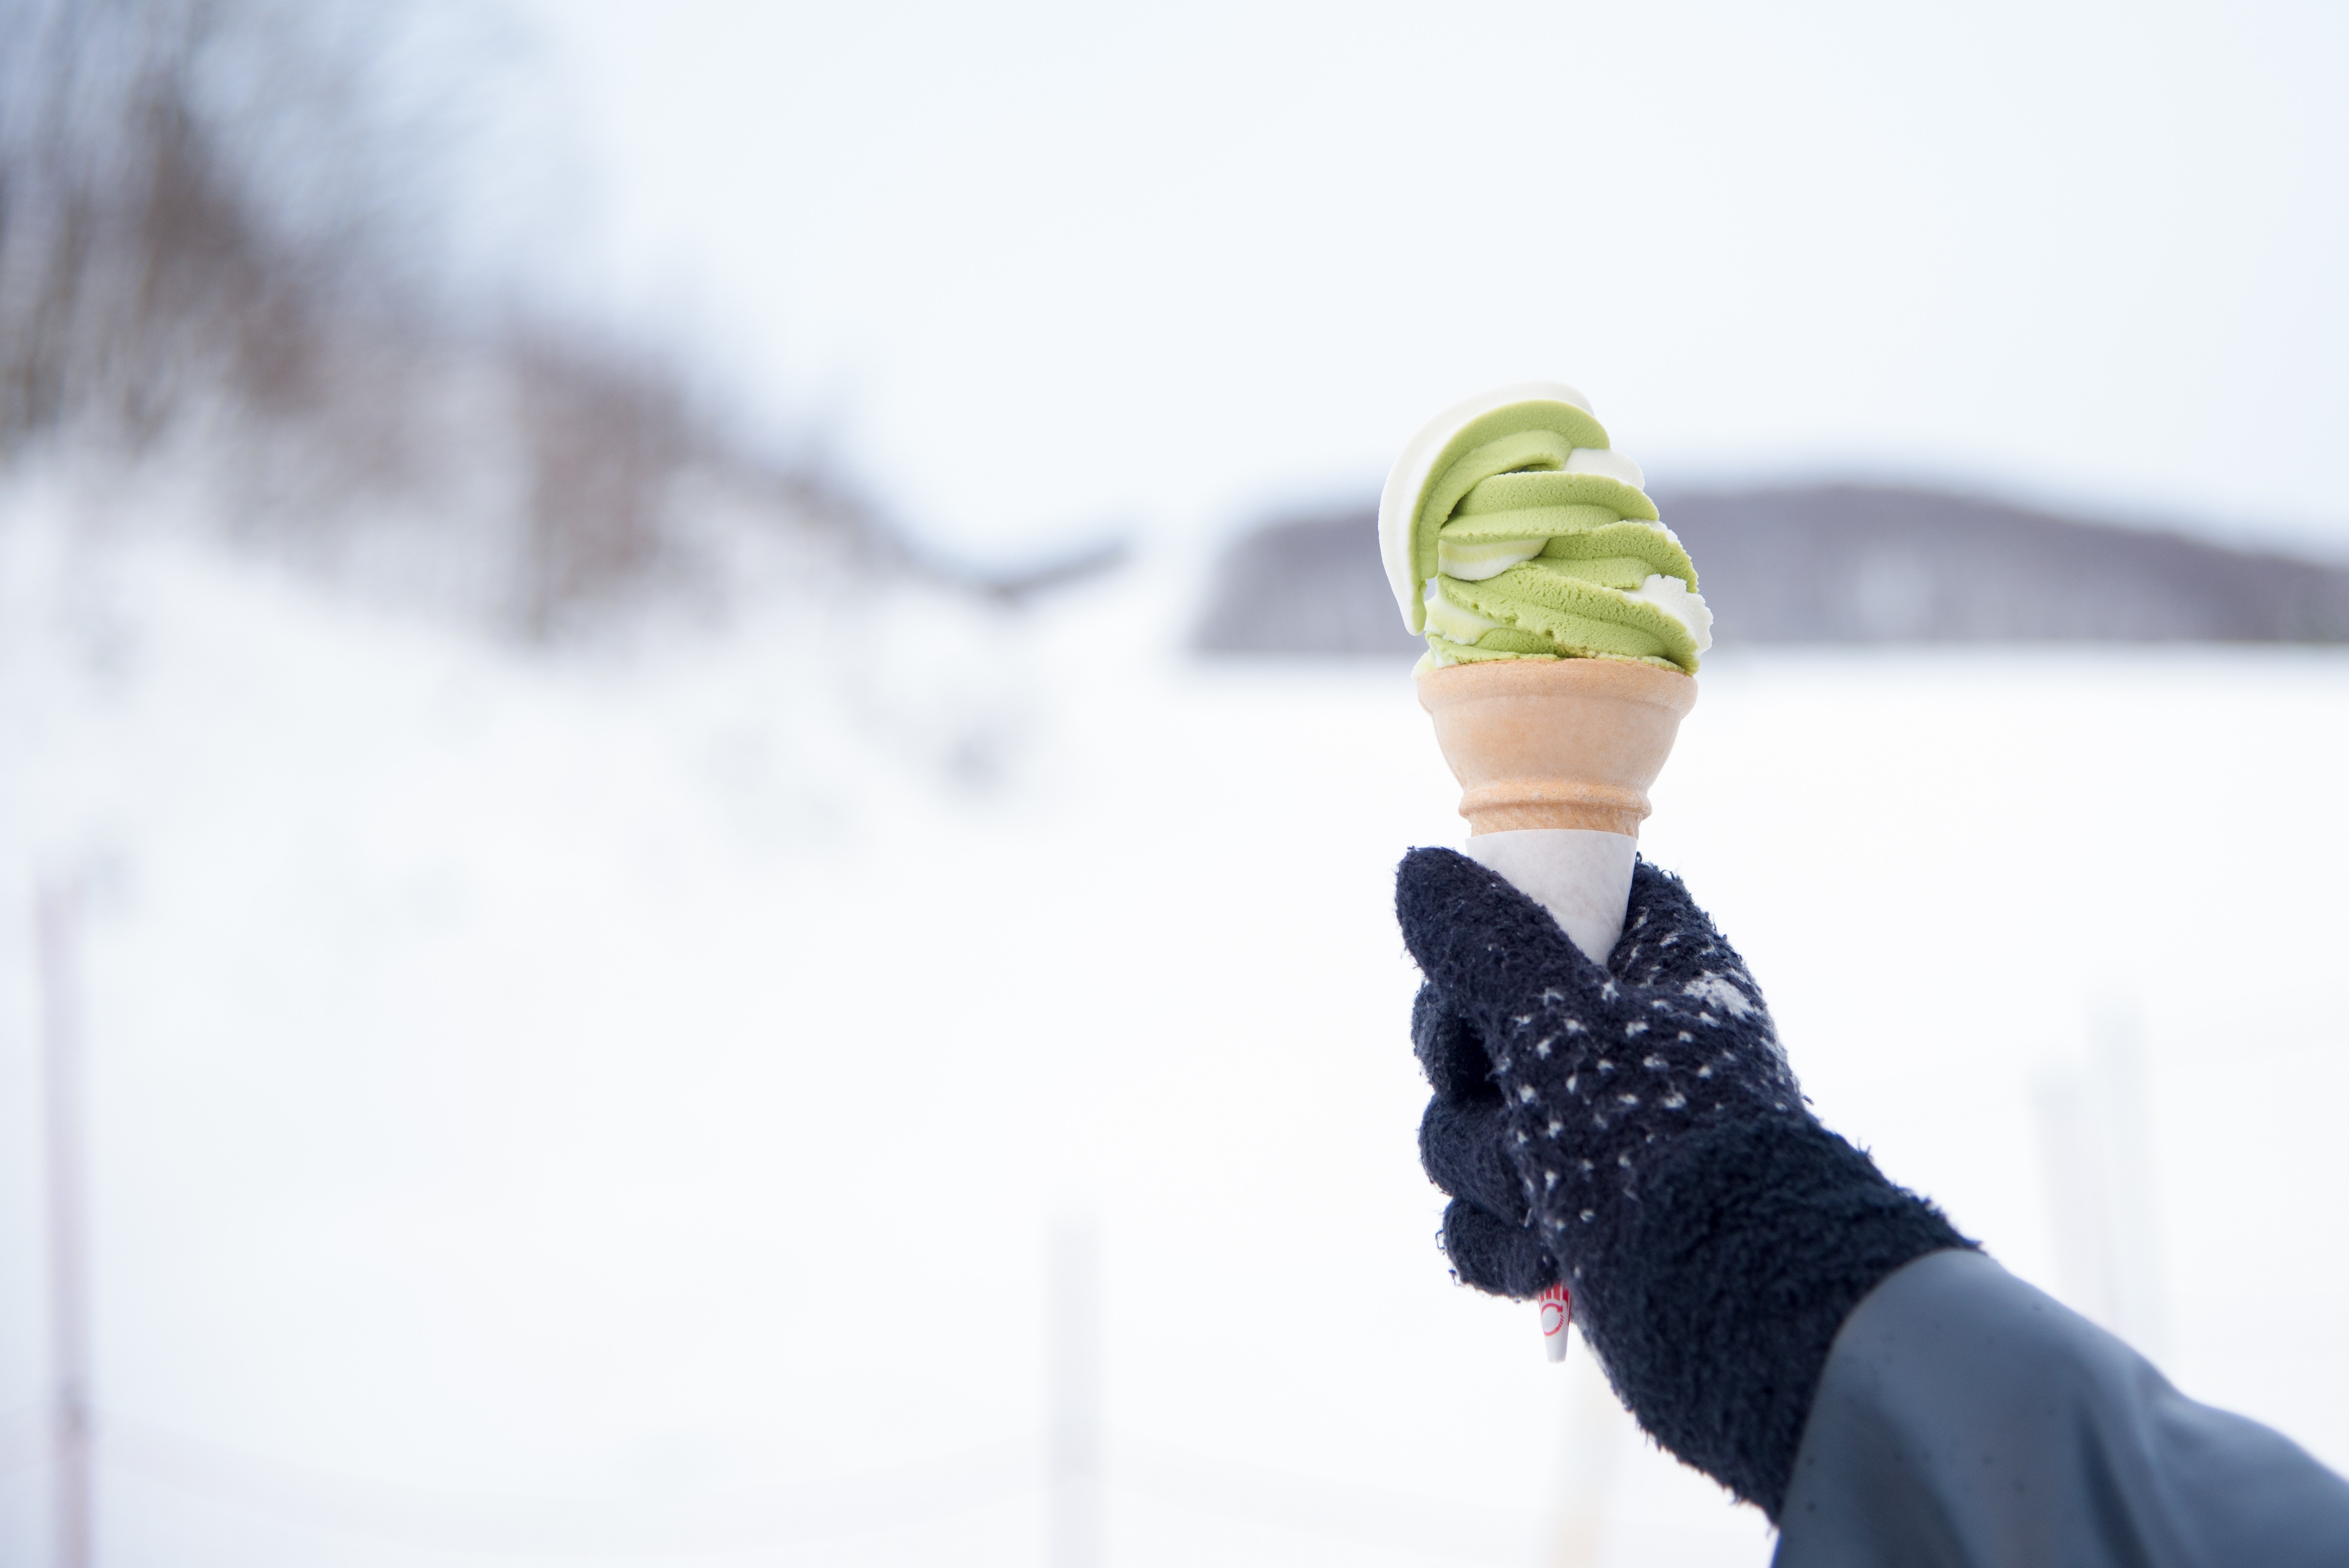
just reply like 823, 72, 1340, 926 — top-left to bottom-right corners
1196, 487, 2349, 655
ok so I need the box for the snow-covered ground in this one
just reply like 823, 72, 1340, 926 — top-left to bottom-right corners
2, 497, 2346, 1566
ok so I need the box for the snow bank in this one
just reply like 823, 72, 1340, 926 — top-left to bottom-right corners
2, 491, 2345, 1566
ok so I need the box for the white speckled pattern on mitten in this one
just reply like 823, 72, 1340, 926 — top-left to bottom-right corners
1410, 851, 1802, 1272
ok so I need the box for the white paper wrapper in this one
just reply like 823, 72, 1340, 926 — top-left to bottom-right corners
1463, 839, 1625, 1363
1463, 828, 1636, 966
1538, 1282, 1574, 1362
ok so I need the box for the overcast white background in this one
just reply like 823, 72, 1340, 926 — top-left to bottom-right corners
516, 0, 2348, 560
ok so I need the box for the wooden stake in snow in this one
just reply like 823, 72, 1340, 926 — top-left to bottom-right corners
1048, 1217, 1102, 1568
38, 877, 93, 1568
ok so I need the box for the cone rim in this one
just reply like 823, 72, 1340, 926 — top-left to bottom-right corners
1416, 655, 1696, 714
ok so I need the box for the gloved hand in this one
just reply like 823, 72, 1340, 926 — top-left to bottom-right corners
1398, 847, 1968, 1520
1408, 849, 1803, 1295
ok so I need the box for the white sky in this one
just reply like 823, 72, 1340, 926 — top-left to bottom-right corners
514, 0, 2349, 561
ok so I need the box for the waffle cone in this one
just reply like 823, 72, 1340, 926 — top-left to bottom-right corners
1417, 658, 1697, 836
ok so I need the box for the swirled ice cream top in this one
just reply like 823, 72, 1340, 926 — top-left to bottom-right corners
1377, 382, 1712, 675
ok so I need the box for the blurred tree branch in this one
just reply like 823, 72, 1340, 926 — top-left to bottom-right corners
0, 0, 974, 638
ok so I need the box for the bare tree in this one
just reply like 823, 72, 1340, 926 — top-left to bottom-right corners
1, 0, 368, 451
0, 0, 956, 636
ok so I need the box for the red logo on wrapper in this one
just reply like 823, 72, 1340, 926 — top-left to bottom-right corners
1539, 1282, 1574, 1362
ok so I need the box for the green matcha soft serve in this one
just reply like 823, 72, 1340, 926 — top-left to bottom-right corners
1377, 382, 1713, 673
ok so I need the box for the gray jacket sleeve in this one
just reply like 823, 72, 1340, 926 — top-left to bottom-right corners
1775, 1249, 2349, 1568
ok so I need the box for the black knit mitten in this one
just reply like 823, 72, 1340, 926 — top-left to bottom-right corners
1398, 847, 1969, 1520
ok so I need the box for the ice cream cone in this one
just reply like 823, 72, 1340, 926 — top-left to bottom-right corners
1386, 384, 1706, 1358
1417, 657, 1697, 838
